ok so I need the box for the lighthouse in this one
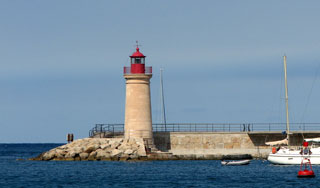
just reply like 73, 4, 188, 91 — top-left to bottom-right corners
123, 44, 153, 145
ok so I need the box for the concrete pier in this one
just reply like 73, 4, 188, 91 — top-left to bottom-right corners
153, 131, 320, 159
90, 129, 320, 159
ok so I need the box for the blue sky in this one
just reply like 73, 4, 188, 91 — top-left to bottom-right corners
1, 1, 320, 142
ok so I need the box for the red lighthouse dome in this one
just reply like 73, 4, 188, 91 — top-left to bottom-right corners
123, 42, 152, 75
130, 47, 145, 58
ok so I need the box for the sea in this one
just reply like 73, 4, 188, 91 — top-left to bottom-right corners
0, 144, 319, 188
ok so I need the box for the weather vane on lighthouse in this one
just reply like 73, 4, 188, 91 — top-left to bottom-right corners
135, 40, 141, 49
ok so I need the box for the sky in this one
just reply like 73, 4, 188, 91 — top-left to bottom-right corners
1, 1, 320, 143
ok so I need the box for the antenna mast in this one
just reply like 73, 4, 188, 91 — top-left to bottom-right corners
160, 68, 167, 131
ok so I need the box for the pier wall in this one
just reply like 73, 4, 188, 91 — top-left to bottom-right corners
153, 132, 320, 159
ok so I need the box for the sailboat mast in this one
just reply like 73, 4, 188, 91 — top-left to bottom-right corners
160, 68, 167, 131
284, 55, 290, 144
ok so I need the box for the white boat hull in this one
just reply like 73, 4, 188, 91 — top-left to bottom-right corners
268, 154, 320, 165
268, 147, 320, 165
221, 159, 250, 166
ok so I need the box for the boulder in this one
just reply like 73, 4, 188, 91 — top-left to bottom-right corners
124, 149, 134, 155
100, 153, 111, 160
85, 144, 99, 153
99, 139, 109, 145
88, 151, 97, 161
80, 152, 89, 160
118, 144, 131, 151
137, 146, 147, 157
119, 154, 130, 161
96, 150, 110, 160
128, 153, 139, 160
55, 151, 65, 159
110, 142, 121, 149
72, 146, 84, 154
42, 151, 55, 160
65, 150, 77, 158
58, 145, 68, 150
111, 149, 123, 157
131, 143, 139, 149
100, 143, 111, 150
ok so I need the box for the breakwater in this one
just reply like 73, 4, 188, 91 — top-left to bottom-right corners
29, 137, 251, 161
90, 130, 320, 159
32, 131, 320, 161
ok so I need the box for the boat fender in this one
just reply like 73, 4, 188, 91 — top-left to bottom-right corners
272, 147, 276, 154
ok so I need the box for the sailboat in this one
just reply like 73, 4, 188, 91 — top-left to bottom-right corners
267, 56, 320, 165
267, 139, 320, 165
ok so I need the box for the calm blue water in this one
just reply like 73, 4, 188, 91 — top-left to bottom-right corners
0, 144, 319, 187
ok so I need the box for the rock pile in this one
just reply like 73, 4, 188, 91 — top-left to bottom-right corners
30, 138, 147, 161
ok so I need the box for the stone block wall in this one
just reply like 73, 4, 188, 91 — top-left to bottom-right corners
153, 132, 320, 158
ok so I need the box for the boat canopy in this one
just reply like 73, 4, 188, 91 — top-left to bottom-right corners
265, 138, 288, 146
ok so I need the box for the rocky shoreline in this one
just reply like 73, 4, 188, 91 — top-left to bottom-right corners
30, 138, 152, 161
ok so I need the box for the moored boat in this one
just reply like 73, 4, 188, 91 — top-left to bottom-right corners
267, 56, 320, 165
221, 159, 250, 166
268, 139, 320, 165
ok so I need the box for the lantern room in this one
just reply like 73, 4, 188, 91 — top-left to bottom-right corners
130, 47, 146, 74
124, 44, 152, 75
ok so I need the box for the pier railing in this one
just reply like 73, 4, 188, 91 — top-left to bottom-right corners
153, 123, 320, 132
89, 123, 320, 137
89, 124, 124, 138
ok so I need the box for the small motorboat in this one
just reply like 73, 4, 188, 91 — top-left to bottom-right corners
221, 159, 250, 166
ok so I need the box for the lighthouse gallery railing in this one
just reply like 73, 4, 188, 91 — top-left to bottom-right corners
123, 66, 152, 74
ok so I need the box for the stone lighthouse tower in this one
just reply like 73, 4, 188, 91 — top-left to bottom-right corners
123, 44, 153, 145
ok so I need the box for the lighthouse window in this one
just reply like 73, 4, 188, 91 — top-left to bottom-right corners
135, 58, 141, 64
